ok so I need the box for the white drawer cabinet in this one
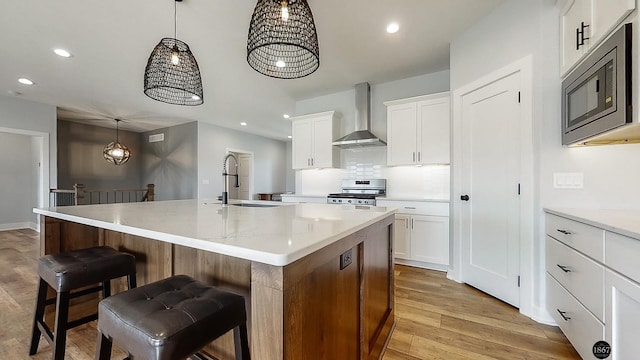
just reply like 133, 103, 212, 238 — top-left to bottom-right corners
545, 209, 640, 358
546, 236, 604, 321
546, 213, 604, 262
547, 274, 605, 359
378, 200, 449, 270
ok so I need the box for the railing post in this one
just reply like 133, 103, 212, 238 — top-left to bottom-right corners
74, 184, 85, 205
146, 184, 155, 202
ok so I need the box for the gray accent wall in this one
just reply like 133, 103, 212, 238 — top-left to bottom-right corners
0, 132, 37, 227
57, 120, 142, 190
198, 122, 287, 199
142, 122, 198, 201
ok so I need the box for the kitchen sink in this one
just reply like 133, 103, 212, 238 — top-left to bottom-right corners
230, 203, 280, 208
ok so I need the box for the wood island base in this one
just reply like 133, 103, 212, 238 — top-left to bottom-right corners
40, 214, 395, 360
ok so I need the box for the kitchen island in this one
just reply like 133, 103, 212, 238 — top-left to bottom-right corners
34, 200, 396, 360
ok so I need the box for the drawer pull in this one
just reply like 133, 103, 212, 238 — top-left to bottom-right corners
404, 207, 416, 209
556, 229, 572, 235
556, 264, 571, 273
557, 309, 571, 321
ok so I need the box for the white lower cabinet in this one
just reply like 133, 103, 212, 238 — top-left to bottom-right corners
545, 210, 640, 358
378, 200, 449, 270
605, 269, 640, 360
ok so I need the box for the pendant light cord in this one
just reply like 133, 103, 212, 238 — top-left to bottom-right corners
174, 0, 177, 40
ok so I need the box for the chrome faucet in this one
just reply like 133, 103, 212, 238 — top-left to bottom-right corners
222, 153, 239, 205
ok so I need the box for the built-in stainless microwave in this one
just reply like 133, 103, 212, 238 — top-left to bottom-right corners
562, 23, 632, 145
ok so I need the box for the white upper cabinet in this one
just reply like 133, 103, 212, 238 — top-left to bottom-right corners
385, 92, 450, 166
291, 111, 340, 170
559, 0, 635, 76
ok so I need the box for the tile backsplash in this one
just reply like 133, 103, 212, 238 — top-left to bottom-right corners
295, 147, 450, 199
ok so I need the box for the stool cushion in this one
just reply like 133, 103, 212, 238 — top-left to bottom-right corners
38, 246, 136, 292
97, 275, 247, 360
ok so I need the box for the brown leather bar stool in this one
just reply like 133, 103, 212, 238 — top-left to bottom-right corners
29, 246, 137, 360
96, 274, 250, 360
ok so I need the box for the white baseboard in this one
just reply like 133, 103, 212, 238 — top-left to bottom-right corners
0, 222, 33, 231
29, 222, 40, 232
395, 258, 449, 272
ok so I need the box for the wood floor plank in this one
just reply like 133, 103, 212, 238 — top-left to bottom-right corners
0, 229, 580, 359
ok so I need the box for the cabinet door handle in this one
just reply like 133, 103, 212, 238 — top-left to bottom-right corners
406, 219, 409, 229
557, 264, 571, 273
577, 21, 590, 49
556, 229, 571, 235
413, 152, 416, 162
307, 158, 310, 166
404, 207, 416, 210
311, 158, 314, 166
411, 218, 414, 229
418, 152, 421, 162
557, 309, 571, 321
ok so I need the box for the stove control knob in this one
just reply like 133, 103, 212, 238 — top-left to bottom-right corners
348, 200, 352, 203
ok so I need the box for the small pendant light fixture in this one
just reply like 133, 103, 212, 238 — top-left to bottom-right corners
247, 0, 320, 79
144, 0, 204, 105
103, 119, 131, 165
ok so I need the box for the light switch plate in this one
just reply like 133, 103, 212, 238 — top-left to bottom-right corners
553, 172, 584, 189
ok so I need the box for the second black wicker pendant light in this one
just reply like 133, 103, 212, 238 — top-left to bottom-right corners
247, 0, 320, 79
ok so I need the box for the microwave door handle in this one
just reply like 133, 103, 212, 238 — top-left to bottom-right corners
596, 79, 599, 93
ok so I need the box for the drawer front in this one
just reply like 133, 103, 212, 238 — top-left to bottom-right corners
546, 236, 605, 321
545, 214, 604, 262
606, 231, 640, 284
376, 200, 449, 216
547, 274, 605, 360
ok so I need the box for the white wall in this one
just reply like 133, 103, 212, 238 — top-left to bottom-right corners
0, 133, 38, 229
198, 122, 287, 199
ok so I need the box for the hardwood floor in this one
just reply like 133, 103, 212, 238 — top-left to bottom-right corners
0, 229, 579, 359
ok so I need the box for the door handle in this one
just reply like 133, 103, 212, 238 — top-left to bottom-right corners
311, 158, 314, 166
413, 152, 416, 162
460, 194, 470, 201
557, 309, 571, 321
418, 152, 421, 162
557, 264, 571, 273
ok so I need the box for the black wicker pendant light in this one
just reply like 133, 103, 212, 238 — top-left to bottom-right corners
103, 119, 131, 165
144, 0, 203, 105
247, 0, 320, 79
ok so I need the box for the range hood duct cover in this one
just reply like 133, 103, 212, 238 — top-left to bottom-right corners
332, 82, 386, 148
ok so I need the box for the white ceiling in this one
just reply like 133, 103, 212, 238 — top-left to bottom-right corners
0, 0, 504, 139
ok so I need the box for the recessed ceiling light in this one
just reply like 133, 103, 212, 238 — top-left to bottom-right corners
53, 48, 72, 58
283, 114, 290, 119
287, 135, 292, 139
191, 95, 200, 100
18, 78, 34, 85
240, 122, 247, 126
275, 60, 286, 68
386, 22, 400, 34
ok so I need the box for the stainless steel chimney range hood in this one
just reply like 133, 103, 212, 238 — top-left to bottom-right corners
332, 82, 386, 149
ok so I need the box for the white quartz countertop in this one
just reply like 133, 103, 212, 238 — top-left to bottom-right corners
34, 200, 395, 266
544, 208, 640, 241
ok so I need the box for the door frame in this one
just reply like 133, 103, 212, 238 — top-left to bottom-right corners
0, 126, 50, 231
449, 55, 535, 318
225, 148, 254, 200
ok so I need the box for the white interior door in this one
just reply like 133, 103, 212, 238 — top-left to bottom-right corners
237, 154, 251, 200
460, 71, 521, 307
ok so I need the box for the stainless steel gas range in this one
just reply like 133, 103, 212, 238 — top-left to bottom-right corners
327, 179, 386, 206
